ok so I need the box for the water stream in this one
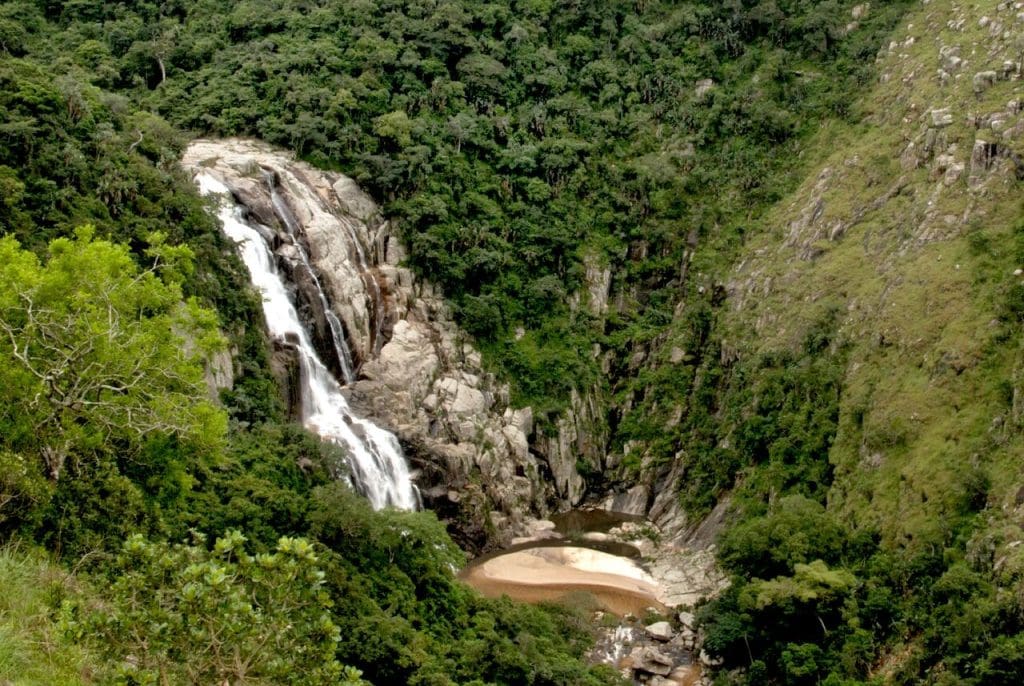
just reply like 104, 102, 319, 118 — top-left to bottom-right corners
263, 170, 358, 385
196, 172, 418, 511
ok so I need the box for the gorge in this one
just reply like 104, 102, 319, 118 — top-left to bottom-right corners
5, 0, 1024, 683
183, 138, 621, 547
183, 136, 718, 620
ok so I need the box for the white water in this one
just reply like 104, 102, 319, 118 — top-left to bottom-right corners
263, 171, 357, 385
196, 173, 418, 510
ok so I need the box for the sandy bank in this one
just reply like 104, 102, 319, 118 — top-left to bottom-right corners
460, 546, 665, 615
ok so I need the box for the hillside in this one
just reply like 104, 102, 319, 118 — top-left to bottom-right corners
684, 1, 1024, 682
2, 0, 1024, 684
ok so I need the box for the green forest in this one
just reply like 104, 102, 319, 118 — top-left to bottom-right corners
2, 0, 1024, 684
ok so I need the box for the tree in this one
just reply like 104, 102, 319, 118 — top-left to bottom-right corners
718, 495, 847, 579
67, 530, 365, 685
0, 228, 226, 481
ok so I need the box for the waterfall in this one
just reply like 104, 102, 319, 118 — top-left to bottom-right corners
196, 172, 418, 511
263, 170, 358, 385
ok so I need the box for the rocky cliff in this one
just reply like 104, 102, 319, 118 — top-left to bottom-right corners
183, 139, 602, 548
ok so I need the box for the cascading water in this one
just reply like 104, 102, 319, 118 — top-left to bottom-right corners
263, 170, 358, 385
196, 172, 418, 511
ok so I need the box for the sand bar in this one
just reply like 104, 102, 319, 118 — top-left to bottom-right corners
461, 545, 665, 615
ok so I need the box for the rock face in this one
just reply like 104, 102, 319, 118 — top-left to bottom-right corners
182, 138, 558, 548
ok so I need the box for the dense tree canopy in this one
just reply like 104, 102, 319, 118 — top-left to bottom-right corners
7, 2, 1022, 686
11, 0, 914, 415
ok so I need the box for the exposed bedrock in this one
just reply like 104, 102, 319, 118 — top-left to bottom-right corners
184, 138, 623, 548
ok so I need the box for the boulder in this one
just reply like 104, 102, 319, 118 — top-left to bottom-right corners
930, 107, 953, 127
973, 70, 998, 95
669, 666, 700, 684
939, 45, 962, 72
698, 649, 723, 668
645, 621, 675, 642
629, 646, 674, 676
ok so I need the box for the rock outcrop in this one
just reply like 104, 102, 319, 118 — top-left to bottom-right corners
183, 138, 559, 548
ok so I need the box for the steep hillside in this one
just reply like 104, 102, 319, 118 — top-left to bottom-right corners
4, 0, 1024, 683
672, 1, 1024, 682
730, 0, 1024, 547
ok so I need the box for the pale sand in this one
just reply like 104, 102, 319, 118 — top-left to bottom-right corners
461, 546, 665, 615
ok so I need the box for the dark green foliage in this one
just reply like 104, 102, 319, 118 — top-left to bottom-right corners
20, 2, 1023, 685
613, 303, 847, 517
718, 496, 846, 579
68, 531, 361, 684
167, 423, 336, 548
20, 0, 913, 414
309, 484, 623, 686
701, 501, 1024, 686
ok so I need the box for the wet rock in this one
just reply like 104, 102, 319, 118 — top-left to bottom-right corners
602, 486, 649, 516
269, 336, 302, 422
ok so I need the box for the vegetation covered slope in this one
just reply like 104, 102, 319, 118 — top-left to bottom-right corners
0, 4, 628, 684
4, 0, 1024, 684
24, 0, 912, 417
675, 1, 1024, 683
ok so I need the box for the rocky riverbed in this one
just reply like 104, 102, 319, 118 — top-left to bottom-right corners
461, 509, 728, 684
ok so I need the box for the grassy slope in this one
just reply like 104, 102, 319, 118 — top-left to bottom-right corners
0, 546, 98, 685
723, 0, 1024, 554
